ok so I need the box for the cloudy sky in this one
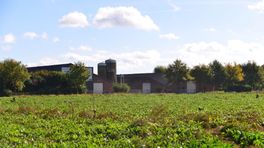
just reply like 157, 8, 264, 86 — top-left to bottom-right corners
1, 0, 264, 74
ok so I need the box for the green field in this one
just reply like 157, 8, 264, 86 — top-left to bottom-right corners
0, 93, 264, 147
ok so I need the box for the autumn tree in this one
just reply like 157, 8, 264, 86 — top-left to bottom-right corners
224, 63, 244, 87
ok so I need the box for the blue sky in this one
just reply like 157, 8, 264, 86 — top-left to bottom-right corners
1, 0, 264, 74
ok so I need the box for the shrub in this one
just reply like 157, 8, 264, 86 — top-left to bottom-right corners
113, 83, 130, 93
0, 89, 13, 97
224, 84, 252, 92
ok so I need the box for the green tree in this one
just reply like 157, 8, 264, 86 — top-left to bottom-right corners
0, 59, 30, 96
154, 66, 167, 74
25, 70, 69, 94
67, 62, 89, 94
166, 59, 189, 83
209, 60, 226, 90
190, 65, 212, 92
225, 63, 244, 87
242, 61, 264, 89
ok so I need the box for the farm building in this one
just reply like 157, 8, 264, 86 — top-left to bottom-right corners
27, 59, 207, 94
27, 63, 94, 93
92, 59, 197, 94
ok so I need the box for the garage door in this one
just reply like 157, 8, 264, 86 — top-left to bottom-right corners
142, 83, 151, 93
187, 81, 196, 93
93, 83, 103, 94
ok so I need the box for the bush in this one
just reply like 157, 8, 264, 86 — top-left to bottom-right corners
0, 89, 13, 97
225, 84, 252, 92
113, 83, 130, 93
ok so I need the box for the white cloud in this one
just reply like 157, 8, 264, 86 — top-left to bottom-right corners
2, 33, 16, 44
53, 37, 60, 43
93, 6, 159, 31
29, 40, 264, 74
168, 40, 264, 67
24, 32, 38, 39
24, 32, 48, 40
39, 57, 60, 66
63, 49, 160, 73
160, 33, 179, 40
69, 45, 93, 51
59, 11, 89, 28
248, 0, 264, 13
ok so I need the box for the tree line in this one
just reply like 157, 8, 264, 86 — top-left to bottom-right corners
154, 60, 264, 92
0, 59, 89, 96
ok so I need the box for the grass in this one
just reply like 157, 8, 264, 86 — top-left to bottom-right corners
0, 92, 264, 147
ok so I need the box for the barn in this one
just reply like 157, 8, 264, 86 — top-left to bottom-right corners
27, 59, 200, 94
27, 63, 94, 93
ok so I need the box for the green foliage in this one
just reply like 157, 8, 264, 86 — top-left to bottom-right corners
0, 93, 264, 147
67, 62, 89, 94
0, 59, 30, 96
25, 70, 70, 94
166, 59, 189, 83
113, 83, 130, 93
225, 84, 252, 92
25, 62, 89, 94
191, 65, 212, 92
209, 60, 226, 90
154, 66, 167, 74
242, 61, 264, 90
225, 63, 244, 87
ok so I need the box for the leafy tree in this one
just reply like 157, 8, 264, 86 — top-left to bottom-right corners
154, 66, 167, 74
190, 65, 212, 92
209, 60, 226, 90
242, 61, 264, 89
166, 59, 189, 83
67, 62, 89, 94
0, 59, 30, 96
25, 70, 69, 94
225, 63, 244, 87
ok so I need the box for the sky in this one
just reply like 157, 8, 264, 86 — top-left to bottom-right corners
1, 0, 264, 74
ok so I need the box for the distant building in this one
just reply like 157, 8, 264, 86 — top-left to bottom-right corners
27, 63, 94, 92
92, 59, 198, 94
27, 60, 210, 94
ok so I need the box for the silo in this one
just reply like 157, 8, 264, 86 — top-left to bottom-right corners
98, 62, 107, 79
105, 59, 117, 82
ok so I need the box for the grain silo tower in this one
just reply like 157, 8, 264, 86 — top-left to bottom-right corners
105, 59, 117, 83
98, 62, 107, 79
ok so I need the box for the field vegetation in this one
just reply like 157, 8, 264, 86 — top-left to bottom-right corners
0, 93, 264, 147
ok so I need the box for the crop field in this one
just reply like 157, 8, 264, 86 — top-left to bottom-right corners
0, 93, 264, 147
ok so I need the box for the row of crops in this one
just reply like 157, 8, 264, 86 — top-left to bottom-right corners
0, 93, 264, 147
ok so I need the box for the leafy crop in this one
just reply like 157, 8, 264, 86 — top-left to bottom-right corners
0, 92, 264, 147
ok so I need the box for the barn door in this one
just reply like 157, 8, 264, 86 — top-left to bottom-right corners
93, 83, 103, 94
142, 83, 151, 93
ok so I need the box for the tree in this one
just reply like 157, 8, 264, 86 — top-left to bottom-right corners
67, 62, 89, 94
190, 65, 212, 92
209, 60, 226, 90
154, 66, 167, 74
25, 70, 69, 94
242, 61, 264, 89
225, 63, 244, 87
166, 59, 189, 83
0, 59, 30, 96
